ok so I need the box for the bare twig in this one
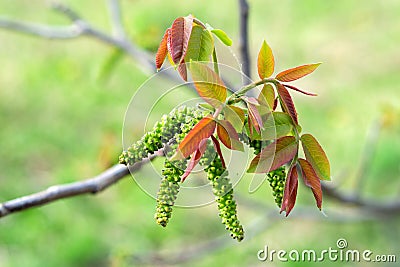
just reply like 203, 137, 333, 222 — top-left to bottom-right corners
322, 183, 400, 215
0, 152, 161, 218
238, 0, 251, 80
107, 0, 127, 39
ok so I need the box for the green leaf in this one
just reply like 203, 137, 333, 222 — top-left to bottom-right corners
300, 134, 330, 181
298, 158, 323, 210
210, 29, 232, 46
257, 40, 275, 79
172, 116, 216, 160
217, 120, 244, 151
185, 26, 214, 62
258, 84, 275, 110
223, 105, 245, 132
189, 62, 227, 108
247, 136, 298, 173
276, 63, 321, 82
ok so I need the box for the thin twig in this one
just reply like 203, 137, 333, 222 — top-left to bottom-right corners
238, 0, 251, 80
106, 0, 127, 39
0, 152, 161, 218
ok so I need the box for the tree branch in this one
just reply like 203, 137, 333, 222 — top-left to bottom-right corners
0, 152, 160, 218
238, 0, 251, 80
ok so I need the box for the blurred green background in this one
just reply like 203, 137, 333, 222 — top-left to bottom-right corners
0, 0, 399, 266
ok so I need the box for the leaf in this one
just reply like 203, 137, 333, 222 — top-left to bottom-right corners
298, 158, 323, 209
210, 29, 232, 46
155, 28, 170, 70
247, 136, 298, 173
172, 116, 216, 160
280, 164, 298, 216
169, 16, 194, 64
300, 134, 330, 181
177, 60, 188, 81
181, 139, 208, 182
276, 63, 321, 82
217, 120, 244, 151
258, 84, 275, 110
257, 40, 275, 79
189, 62, 227, 108
253, 112, 293, 140
211, 135, 226, 168
223, 105, 245, 132
247, 101, 263, 134
185, 25, 214, 62
276, 83, 298, 125
197, 103, 215, 112
284, 84, 317, 96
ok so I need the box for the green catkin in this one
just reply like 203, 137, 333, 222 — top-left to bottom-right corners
119, 106, 203, 166
201, 148, 244, 242
267, 166, 286, 208
154, 109, 205, 227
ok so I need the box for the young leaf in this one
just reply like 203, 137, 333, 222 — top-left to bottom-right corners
247, 136, 298, 173
181, 139, 208, 182
172, 116, 216, 160
211, 135, 226, 169
247, 101, 263, 134
155, 28, 170, 70
223, 105, 245, 132
185, 25, 214, 62
177, 60, 188, 81
276, 63, 321, 82
217, 120, 244, 151
258, 84, 275, 110
276, 83, 298, 125
189, 62, 227, 108
298, 158, 322, 209
210, 29, 232, 46
169, 15, 194, 64
261, 112, 293, 140
280, 164, 298, 216
284, 84, 317, 96
300, 134, 330, 181
257, 40, 275, 79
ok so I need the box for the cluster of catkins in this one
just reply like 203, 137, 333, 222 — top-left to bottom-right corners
120, 106, 288, 241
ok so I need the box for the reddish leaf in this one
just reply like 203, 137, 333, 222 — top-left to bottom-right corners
211, 135, 226, 169
217, 120, 244, 151
247, 136, 298, 173
247, 102, 263, 134
276, 83, 298, 124
298, 158, 323, 210
172, 116, 216, 160
273, 97, 278, 111
223, 105, 245, 132
300, 134, 330, 180
177, 60, 188, 81
169, 16, 194, 64
284, 84, 317, 96
181, 139, 208, 182
280, 164, 298, 216
276, 63, 321, 82
257, 40, 275, 79
155, 28, 170, 70
189, 62, 227, 108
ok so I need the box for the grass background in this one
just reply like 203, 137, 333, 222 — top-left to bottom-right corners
0, 0, 399, 266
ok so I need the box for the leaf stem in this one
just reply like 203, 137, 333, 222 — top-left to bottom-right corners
227, 78, 277, 104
